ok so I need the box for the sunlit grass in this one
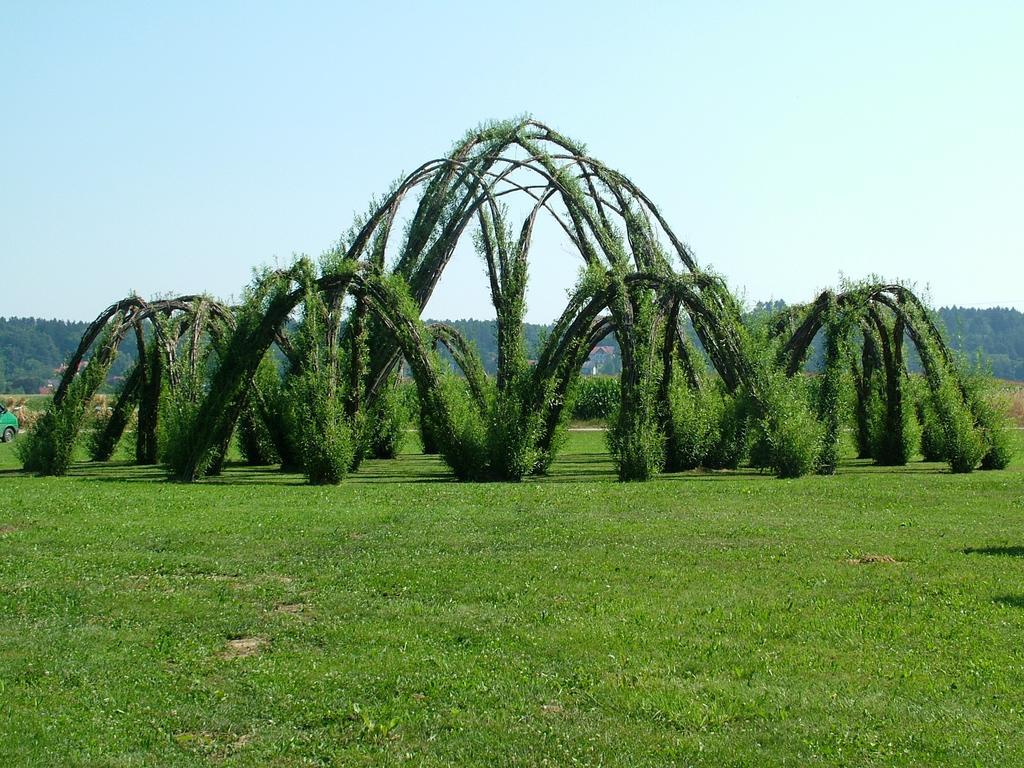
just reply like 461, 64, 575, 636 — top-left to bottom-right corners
1, 433, 1022, 765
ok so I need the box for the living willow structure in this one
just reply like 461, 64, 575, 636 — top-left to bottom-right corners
18, 295, 235, 476
21, 119, 1012, 482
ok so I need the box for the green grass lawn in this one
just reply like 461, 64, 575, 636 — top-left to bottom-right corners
2, 433, 1023, 766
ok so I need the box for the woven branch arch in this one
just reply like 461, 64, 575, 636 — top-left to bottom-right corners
27, 119, 1006, 481
774, 284, 992, 471
22, 294, 234, 475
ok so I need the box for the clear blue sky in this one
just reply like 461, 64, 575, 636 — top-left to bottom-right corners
3, 2, 1022, 322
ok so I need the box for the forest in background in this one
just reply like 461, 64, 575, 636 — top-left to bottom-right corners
1, 305, 1022, 393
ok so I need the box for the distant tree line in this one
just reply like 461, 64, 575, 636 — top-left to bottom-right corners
429, 305, 1024, 380
937, 306, 1024, 380
1, 305, 1022, 393
0, 317, 137, 393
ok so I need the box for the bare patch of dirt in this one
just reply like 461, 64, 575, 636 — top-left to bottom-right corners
0, 525, 18, 535
541, 702, 564, 715
273, 602, 311, 617
226, 733, 253, 752
220, 636, 269, 659
175, 730, 253, 759
262, 573, 294, 584
229, 574, 294, 591
122, 571, 249, 593
846, 554, 899, 565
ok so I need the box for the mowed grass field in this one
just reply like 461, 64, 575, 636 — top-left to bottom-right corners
2, 432, 1024, 766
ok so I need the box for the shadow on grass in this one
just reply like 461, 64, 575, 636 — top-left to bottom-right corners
658, 468, 766, 482
963, 546, 1024, 558
836, 465, 948, 476
11, 451, 974, 487
68, 464, 176, 483
994, 595, 1024, 609
70, 457, 476, 486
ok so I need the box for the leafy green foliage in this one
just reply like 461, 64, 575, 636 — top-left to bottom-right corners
417, 404, 441, 454
433, 372, 488, 481
172, 266, 314, 482
87, 413, 120, 462
919, 416, 947, 462
915, 379, 948, 462
279, 260, 361, 485
607, 411, 662, 479
87, 365, 140, 462
158, 384, 207, 480
19, 318, 122, 476
934, 305, 1024, 380
237, 355, 283, 466
291, 368, 355, 484
28, 121, 1013, 489
135, 336, 163, 465
606, 411, 666, 482
978, 404, 1014, 470
606, 277, 666, 482
962, 369, 1016, 470
571, 376, 619, 420
17, 399, 79, 475
934, 378, 985, 473
752, 374, 823, 479
866, 371, 921, 466
664, 379, 715, 471
159, 323, 220, 479
702, 388, 749, 470
815, 321, 850, 475
899, 298, 985, 474
664, 378, 751, 473
363, 374, 408, 460
486, 386, 538, 480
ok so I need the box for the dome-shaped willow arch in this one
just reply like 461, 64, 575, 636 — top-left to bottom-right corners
159, 119, 759, 482
22, 119, 1011, 481
20, 295, 234, 475
772, 284, 999, 473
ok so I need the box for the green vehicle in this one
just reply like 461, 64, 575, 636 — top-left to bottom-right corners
0, 403, 19, 442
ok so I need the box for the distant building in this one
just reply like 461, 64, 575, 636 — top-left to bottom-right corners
583, 345, 620, 376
